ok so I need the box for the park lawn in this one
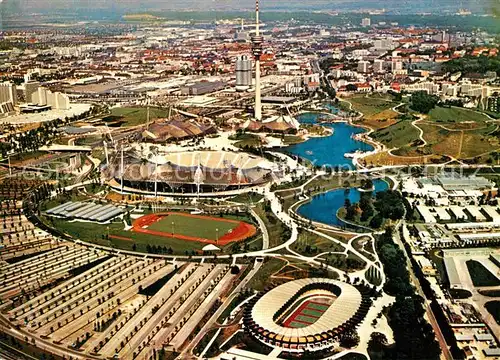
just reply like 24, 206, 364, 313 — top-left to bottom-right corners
418, 123, 461, 157
253, 202, 288, 248
418, 123, 499, 159
466, 260, 500, 287
348, 94, 398, 118
353, 236, 376, 261
231, 133, 263, 148
317, 229, 356, 244
247, 258, 287, 291
372, 121, 420, 148
429, 107, 490, 124
322, 251, 366, 272
281, 135, 305, 145
9, 150, 50, 165
110, 107, 170, 127
47, 217, 252, 255
359, 109, 400, 130
147, 213, 238, 240
230, 192, 264, 204
485, 301, 500, 325
290, 230, 345, 256
75, 135, 103, 146
460, 128, 500, 159
363, 150, 444, 167
303, 174, 349, 194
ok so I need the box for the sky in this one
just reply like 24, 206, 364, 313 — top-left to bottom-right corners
0, 0, 491, 14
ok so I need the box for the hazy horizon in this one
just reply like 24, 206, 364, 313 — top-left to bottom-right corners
0, 0, 492, 15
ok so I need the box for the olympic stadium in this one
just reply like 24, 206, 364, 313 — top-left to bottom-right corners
243, 278, 371, 353
108, 150, 280, 195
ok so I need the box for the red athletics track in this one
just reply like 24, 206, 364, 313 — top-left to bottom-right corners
131, 212, 257, 246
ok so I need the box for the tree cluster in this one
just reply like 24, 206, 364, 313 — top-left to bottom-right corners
144, 244, 174, 255
370, 228, 441, 360
374, 190, 405, 221
442, 55, 500, 76
410, 91, 439, 114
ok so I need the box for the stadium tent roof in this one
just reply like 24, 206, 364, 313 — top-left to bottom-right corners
202, 244, 221, 252
250, 278, 361, 340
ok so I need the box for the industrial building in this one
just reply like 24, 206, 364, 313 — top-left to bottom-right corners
181, 81, 226, 96
235, 55, 253, 91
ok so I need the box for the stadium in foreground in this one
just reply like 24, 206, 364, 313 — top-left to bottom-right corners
243, 278, 371, 353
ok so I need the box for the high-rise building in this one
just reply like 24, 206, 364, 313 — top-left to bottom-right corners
235, 55, 252, 91
234, 19, 249, 41
357, 61, 370, 73
24, 81, 40, 104
374, 59, 385, 73
361, 18, 371, 27
0, 102, 15, 115
373, 38, 394, 51
46, 90, 70, 110
0, 82, 17, 106
36, 87, 48, 106
29, 86, 70, 110
391, 58, 403, 72
251, 0, 263, 121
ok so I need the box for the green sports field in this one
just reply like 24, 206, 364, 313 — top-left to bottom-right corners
147, 213, 238, 240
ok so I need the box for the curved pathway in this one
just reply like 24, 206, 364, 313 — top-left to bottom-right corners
412, 116, 428, 147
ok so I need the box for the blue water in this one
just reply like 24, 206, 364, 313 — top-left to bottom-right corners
286, 112, 373, 168
297, 179, 389, 227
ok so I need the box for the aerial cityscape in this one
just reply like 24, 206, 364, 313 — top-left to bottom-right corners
1, 0, 500, 359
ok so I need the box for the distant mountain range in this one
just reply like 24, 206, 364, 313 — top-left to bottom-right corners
0, 0, 493, 15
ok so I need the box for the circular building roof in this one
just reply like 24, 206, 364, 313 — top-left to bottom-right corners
152, 151, 274, 171
246, 278, 363, 349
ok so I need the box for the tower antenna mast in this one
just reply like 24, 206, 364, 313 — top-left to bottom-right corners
251, 0, 263, 121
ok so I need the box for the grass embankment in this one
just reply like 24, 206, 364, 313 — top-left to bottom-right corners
429, 106, 491, 125
372, 121, 420, 148
109, 107, 170, 127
